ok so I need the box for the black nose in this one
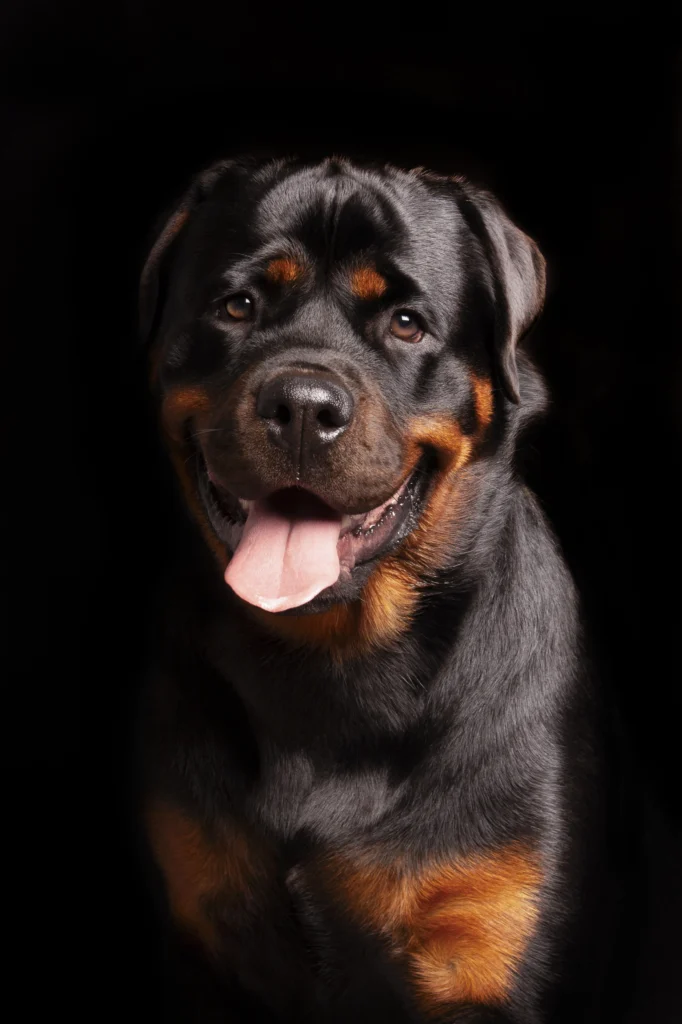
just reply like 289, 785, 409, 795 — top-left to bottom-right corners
257, 372, 355, 458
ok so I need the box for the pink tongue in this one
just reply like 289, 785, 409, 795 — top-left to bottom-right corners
224, 491, 342, 612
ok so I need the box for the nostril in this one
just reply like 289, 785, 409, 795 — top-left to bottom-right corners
274, 404, 291, 426
316, 406, 340, 431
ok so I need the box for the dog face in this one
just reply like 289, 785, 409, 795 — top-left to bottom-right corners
141, 158, 545, 652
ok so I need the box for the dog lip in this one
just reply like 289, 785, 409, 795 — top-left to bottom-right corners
211, 477, 416, 535
196, 448, 435, 579
202, 454, 417, 526
337, 472, 416, 538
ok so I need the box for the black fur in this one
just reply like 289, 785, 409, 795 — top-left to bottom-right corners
136, 157, 608, 1024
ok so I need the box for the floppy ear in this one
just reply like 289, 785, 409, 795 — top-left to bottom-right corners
454, 183, 546, 404
139, 160, 237, 346
139, 205, 191, 346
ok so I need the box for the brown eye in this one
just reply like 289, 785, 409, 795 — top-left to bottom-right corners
225, 294, 254, 321
390, 310, 424, 342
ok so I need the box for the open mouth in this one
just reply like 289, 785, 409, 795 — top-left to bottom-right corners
195, 452, 434, 613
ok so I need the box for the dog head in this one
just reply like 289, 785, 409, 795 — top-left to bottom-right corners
141, 158, 545, 653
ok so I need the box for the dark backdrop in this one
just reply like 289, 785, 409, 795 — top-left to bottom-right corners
4, 6, 680, 1022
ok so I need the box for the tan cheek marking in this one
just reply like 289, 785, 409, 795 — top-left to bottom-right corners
161, 385, 212, 441
265, 257, 304, 283
159, 385, 228, 569
471, 373, 494, 429
324, 845, 542, 1011
350, 266, 388, 300
353, 416, 474, 651
145, 803, 260, 956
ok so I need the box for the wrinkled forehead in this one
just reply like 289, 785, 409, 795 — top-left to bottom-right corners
183, 164, 465, 300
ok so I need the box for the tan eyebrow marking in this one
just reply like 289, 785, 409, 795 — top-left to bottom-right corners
349, 266, 388, 300
265, 257, 305, 284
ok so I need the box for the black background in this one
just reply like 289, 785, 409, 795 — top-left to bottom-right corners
4, 5, 681, 1022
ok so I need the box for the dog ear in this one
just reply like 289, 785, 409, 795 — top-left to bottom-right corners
139, 160, 237, 346
454, 183, 546, 404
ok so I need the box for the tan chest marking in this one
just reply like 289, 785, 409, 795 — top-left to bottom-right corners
157, 386, 228, 567
145, 802, 265, 956
321, 844, 542, 1011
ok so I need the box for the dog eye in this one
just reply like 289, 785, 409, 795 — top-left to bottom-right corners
389, 310, 424, 343
225, 294, 254, 321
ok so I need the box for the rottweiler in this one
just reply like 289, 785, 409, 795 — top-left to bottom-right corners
137, 157, 606, 1024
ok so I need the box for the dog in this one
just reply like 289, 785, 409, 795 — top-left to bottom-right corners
137, 157, 606, 1023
